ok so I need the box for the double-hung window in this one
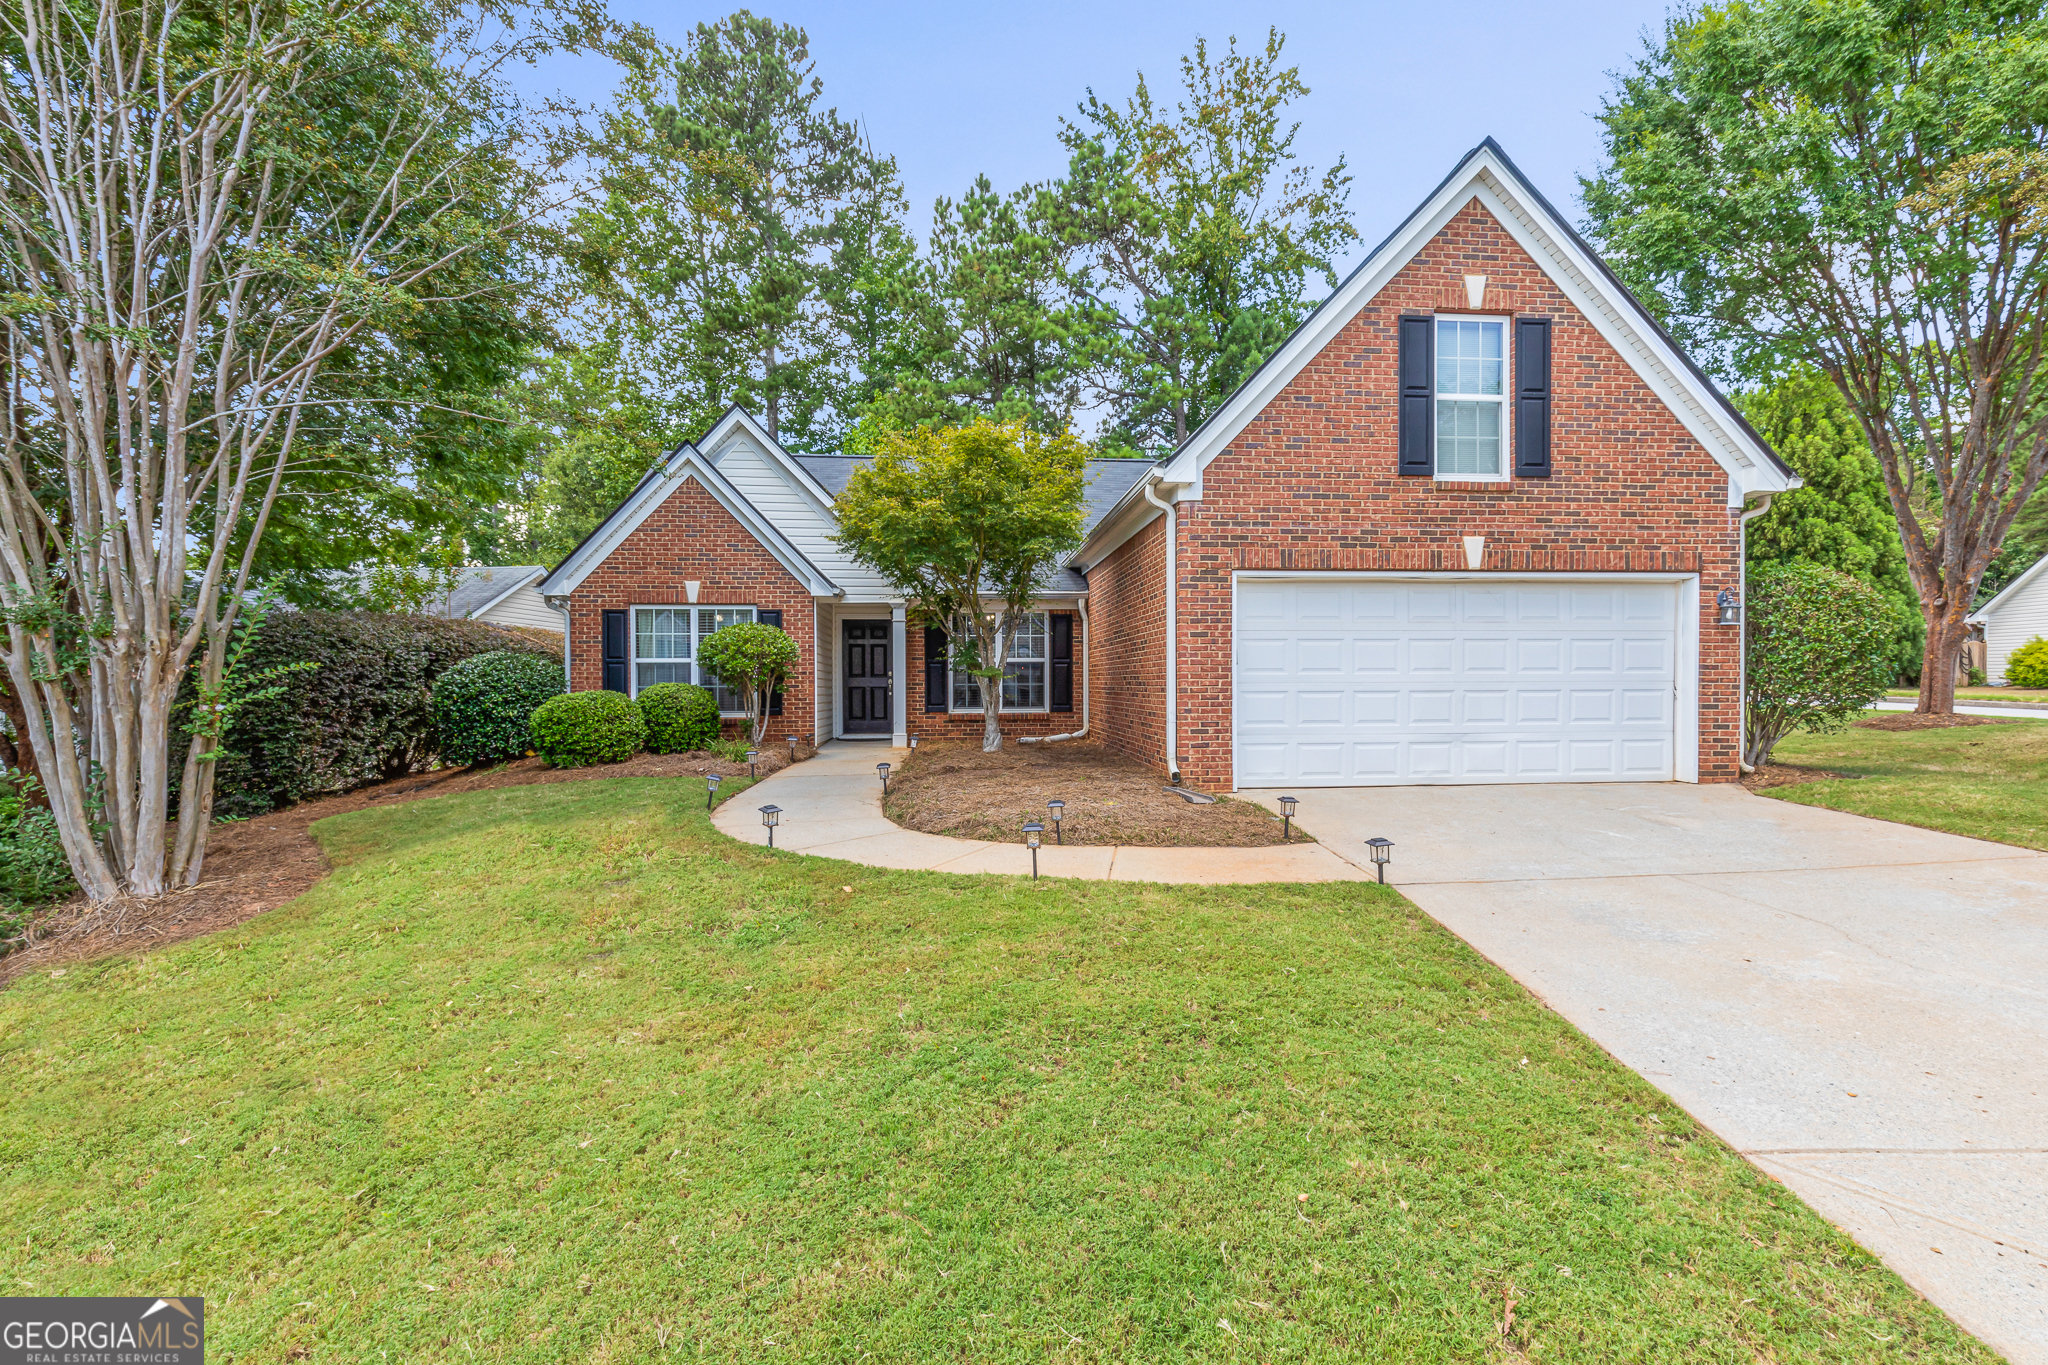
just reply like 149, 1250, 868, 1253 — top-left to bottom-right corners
1435, 316, 1508, 479
948, 612, 1048, 712
632, 606, 756, 713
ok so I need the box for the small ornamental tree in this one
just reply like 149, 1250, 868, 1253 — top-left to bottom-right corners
696, 623, 800, 744
1745, 563, 1898, 768
833, 419, 1086, 751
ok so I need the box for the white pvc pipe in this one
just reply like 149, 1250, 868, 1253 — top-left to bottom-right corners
1736, 491, 1776, 773
548, 596, 573, 687
1141, 476, 1179, 782
1019, 596, 1091, 743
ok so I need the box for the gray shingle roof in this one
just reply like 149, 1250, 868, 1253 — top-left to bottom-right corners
790, 455, 1156, 595
444, 565, 545, 619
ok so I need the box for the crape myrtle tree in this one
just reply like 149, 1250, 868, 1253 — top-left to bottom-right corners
1053, 29, 1355, 453
833, 420, 1086, 752
0, 0, 600, 901
1583, 0, 2048, 714
695, 621, 800, 745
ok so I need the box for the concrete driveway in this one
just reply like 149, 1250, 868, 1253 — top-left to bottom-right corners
1265, 783, 2048, 1363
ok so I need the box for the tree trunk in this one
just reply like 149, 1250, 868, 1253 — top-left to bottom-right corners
982, 691, 1002, 753
1916, 602, 1972, 715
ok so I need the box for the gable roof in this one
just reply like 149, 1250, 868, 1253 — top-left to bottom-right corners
447, 566, 544, 620
1147, 137, 1795, 502
538, 437, 839, 598
1969, 550, 2048, 622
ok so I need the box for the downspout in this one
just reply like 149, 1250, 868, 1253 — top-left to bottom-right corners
546, 594, 572, 687
1018, 596, 1090, 743
1141, 476, 1180, 783
1735, 492, 1777, 774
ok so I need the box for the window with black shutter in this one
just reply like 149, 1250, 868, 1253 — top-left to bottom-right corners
758, 609, 785, 714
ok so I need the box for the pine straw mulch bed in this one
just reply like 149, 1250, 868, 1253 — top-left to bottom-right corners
1856, 711, 2024, 732
881, 740, 1298, 847
1, 746, 798, 986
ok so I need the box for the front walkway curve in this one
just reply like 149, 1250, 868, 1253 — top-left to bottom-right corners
709, 741, 1370, 884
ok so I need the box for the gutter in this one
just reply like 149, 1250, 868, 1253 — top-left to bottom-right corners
1018, 597, 1091, 744
1735, 492, 1777, 774
1141, 475, 1182, 783
546, 594, 572, 686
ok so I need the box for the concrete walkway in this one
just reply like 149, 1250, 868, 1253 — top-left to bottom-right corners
1272, 784, 2048, 1364
711, 740, 1371, 883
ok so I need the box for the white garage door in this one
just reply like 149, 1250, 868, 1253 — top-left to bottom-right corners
1235, 578, 1679, 787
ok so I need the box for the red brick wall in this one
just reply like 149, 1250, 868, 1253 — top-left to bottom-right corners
901, 612, 1082, 743
1105, 197, 1744, 788
1085, 516, 1167, 769
564, 475, 818, 741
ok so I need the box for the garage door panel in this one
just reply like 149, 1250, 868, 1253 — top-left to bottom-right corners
1235, 578, 1679, 787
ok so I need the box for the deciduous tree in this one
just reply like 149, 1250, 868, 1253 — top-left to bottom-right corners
832, 420, 1085, 752
1583, 0, 2048, 714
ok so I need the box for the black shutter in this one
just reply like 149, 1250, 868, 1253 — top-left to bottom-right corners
1515, 317, 1553, 478
756, 609, 784, 714
1049, 613, 1073, 712
602, 610, 629, 693
923, 626, 949, 712
1398, 314, 1434, 477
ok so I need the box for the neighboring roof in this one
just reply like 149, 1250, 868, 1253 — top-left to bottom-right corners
446, 565, 544, 621
1142, 137, 1795, 505
1969, 550, 2048, 622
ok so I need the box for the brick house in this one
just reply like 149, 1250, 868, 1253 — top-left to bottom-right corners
539, 140, 1797, 787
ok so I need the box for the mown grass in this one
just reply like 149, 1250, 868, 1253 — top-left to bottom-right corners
0, 777, 1989, 1362
1766, 718, 2048, 850
1885, 687, 2048, 702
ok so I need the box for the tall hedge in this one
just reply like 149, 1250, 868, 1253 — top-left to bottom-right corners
197, 611, 559, 816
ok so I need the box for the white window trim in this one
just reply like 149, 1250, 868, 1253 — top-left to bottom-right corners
629, 604, 757, 714
946, 611, 1051, 714
1434, 312, 1512, 483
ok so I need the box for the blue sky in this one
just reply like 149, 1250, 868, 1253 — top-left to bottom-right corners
522, 0, 1678, 272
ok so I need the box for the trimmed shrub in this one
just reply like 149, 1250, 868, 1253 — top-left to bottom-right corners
1745, 562, 1895, 767
637, 682, 721, 754
2007, 636, 2048, 688
434, 651, 566, 766
188, 611, 558, 817
531, 691, 646, 767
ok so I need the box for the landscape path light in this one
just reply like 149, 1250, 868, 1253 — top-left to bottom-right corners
877, 761, 891, 795
705, 773, 721, 809
909, 736, 919, 751
1023, 821, 1044, 880
786, 734, 799, 761
745, 748, 758, 778
1047, 799, 1065, 844
1366, 836, 1394, 883
1278, 795, 1298, 842
759, 804, 782, 848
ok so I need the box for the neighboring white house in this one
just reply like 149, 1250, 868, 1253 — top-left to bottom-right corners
442, 566, 561, 633
1969, 553, 2048, 683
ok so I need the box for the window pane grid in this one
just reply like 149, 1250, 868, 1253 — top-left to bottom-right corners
1435, 318, 1505, 476
632, 605, 755, 713
947, 612, 1050, 711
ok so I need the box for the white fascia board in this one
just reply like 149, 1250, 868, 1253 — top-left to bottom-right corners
1156, 145, 1794, 503
540, 445, 840, 598
465, 569, 544, 621
1969, 551, 2048, 622
697, 406, 839, 513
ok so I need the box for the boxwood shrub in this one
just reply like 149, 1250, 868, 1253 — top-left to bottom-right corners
636, 682, 721, 753
2007, 635, 2048, 688
530, 691, 646, 767
433, 651, 566, 766
185, 612, 558, 817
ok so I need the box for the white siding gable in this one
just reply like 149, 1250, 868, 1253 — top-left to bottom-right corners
475, 583, 563, 632
707, 433, 893, 599
1975, 559, 2048, 683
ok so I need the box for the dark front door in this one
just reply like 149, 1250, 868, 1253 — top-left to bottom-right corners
843, 620, 892, 734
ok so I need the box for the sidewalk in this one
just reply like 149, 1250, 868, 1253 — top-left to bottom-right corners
709, 740, 1372, 884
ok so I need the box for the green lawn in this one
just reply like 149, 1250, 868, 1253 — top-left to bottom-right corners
0, 779, 1988, 1362
1885, 687, 2048, 703
1766, 718, 2048, 850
